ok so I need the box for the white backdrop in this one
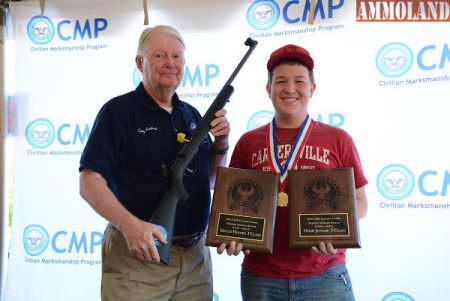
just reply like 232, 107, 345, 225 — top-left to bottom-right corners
3, 1, 450, 300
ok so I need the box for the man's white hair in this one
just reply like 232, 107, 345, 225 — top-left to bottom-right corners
137, 25, 185, 55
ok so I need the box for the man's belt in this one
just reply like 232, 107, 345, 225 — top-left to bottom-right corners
172, 232, 204, 247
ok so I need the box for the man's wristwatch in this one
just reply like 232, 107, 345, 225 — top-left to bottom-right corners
212, 145, 229, 155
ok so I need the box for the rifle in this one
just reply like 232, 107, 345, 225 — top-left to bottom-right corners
150, 38, 258, 264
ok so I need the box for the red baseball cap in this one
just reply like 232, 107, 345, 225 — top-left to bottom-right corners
267, 44, 314, 72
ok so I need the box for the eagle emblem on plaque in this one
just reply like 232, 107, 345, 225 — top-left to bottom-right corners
304, 177, 340, 210
227, 178, 263, 213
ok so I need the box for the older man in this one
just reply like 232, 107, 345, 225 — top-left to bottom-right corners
79, 25, 229, 301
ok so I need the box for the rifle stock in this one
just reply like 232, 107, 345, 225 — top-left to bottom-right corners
150, 38, 258, 264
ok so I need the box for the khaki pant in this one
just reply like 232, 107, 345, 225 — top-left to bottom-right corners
101, 224, 213, 301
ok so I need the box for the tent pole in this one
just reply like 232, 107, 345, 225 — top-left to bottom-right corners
0, 1, 7, 299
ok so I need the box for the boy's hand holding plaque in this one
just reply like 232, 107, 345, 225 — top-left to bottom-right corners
206, 167, 278, 253
288, 168, 361, 248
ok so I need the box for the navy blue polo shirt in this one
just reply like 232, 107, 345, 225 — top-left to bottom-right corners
80, 83, 213, 236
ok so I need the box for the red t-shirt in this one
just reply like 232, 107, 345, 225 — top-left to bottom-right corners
230, 120, 368, 278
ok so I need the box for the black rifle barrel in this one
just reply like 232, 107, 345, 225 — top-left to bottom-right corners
150, 38, 258, 264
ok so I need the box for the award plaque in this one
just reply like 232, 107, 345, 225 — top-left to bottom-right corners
206, 167, 279, 253
288, 168, 360, 248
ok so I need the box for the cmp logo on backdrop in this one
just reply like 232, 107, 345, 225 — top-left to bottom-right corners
25, 118, 90, 149
376, 42, 413, 78
247, 0, 345, 30
377, 164, 415, 200
134, 64, 221, 88
377, 163, 450, 202
27, 15, 55, 44
247, 111, 346, 130
25, 118, 56, 149
23, 224, 103, 257
382, 292, 415, 301
247, 110, 274, 130
376, 41, 450, 78
23, 224, 50, 256
133, 67, 143, 87
26, 15, 108, 45
247, 0, 280, 30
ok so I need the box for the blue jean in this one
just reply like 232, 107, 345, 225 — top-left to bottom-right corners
241, 264, 355, 301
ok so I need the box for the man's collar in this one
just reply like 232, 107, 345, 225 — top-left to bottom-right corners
135, 82, 182, 111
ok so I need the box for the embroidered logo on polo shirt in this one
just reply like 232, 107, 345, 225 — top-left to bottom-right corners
137, 126, 158, 135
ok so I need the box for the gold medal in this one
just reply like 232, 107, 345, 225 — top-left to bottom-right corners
278, 192, 289, 207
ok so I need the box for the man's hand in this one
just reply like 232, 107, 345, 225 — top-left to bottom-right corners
311, 242, 337, 255
118, 217, 167, 262
217, 241, 251, 256
210, 109, 230, 147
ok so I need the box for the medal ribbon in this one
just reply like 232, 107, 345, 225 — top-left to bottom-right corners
267, 115, 313, 190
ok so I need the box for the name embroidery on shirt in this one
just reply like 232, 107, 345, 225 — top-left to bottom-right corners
137, 126, 158, 135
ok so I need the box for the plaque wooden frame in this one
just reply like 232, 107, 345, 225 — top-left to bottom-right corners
288, 168, 361, 248
206, 167, 279, 253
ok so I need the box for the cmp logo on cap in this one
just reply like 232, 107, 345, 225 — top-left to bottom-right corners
377, 164, 415, 200
247, 0, 280, 30
23, 224, 50, 256
382, 292, 415, 301
27, 15, 55, 45
376, 42, 414, 78
25, 118, 56, 149
247, 110, 274, 130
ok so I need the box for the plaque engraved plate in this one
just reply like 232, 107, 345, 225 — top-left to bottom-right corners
288, 168, 361, 248
216, 213, 265, 241
206, 167, 279, 253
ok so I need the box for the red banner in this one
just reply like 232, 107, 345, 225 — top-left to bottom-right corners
356, 0, 450, 22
